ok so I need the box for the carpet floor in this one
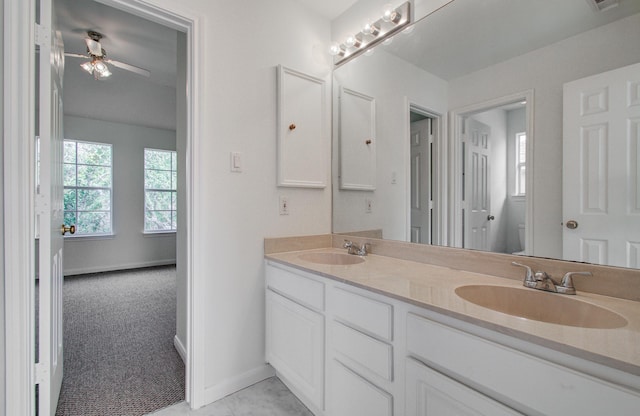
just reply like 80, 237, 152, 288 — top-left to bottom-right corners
55, 266, 185, 416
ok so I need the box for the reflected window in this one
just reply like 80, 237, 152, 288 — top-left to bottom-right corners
515, 132, 526, 196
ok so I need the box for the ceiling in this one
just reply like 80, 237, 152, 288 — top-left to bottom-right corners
380, 0, 640, 80
56, 0, 179, 130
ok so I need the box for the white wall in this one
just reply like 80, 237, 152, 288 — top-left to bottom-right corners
448, 12, 640, 258
333, 48, 448, 240
470, 109, 507, 253
63, 115, 177, 275
145, 0, 333, 405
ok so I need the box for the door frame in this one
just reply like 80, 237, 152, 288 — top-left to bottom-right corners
405, 99, 446, 245
3, 0, 205, 413
448, 90, 534, 253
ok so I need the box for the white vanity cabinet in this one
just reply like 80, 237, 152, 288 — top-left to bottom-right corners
265, 263, 325, 414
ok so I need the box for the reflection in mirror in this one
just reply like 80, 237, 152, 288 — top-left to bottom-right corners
332, 0, 640, 269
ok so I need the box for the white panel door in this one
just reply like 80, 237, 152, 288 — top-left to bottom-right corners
339, 87, 376, 190
464, 118, 492, 251
410, 118, 433, 244
563, 62, 640, 267
37, 0, 66, 414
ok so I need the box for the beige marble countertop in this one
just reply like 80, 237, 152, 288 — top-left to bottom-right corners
266, 248, 640, 378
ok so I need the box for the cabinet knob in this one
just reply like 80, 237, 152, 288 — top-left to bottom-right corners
289, 123, 296, 131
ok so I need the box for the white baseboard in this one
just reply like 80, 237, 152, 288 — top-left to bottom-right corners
174, 335, 187, 364
64, 259, 176, 276
199, 364, 275, 407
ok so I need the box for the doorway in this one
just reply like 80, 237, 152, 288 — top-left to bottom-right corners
449, 91, 534, 255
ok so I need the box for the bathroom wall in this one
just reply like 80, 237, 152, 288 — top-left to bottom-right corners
448, 12, 640, 259
333, 48, 448, 241
63, 115, 177, 275
146, 0, 333, 406
506, 107, 526, 253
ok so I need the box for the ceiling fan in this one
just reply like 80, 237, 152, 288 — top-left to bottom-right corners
64, 31, 151, 80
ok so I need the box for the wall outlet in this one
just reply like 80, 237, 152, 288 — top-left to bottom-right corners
279, 196, 289, 215
365, 198, 372, 213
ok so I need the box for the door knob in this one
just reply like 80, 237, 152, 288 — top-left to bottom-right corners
566, 220, 578, 229
487, 215, 495, 221
61, 224, 76, 235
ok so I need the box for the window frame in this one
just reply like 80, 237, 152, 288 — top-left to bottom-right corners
63, 139, 114, 237
143, 148, 178, 233
514, 131, 526, 197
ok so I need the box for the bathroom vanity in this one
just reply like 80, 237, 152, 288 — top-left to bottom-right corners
264, 236, 640, 416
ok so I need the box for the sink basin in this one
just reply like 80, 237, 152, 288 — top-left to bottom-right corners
455, 285, 627, 329
298, 252, 365, 265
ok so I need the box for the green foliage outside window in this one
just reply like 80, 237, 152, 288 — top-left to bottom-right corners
64, 140, 113, 235
144, 149, 177, 231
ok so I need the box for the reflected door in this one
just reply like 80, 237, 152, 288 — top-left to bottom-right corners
563, 62, 640, 268
464, 118, 492, 251
410, 118, 433, 244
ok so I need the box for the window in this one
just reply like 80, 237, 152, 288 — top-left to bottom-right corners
64, 140, 113, 235
515, 132, 526, 196
144, 148, 177, 232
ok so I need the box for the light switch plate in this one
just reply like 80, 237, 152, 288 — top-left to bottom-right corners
279, 196, 289, 215
230, 152, 242, 172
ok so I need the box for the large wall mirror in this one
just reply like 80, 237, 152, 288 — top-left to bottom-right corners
332, 0, 640, 269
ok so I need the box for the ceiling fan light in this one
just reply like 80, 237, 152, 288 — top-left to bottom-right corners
94, 60, 108, 73
100, 68, 112, 78
81, 61, 94, 73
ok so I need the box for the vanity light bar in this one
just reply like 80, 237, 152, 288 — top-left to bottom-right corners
331, 1, 412, 66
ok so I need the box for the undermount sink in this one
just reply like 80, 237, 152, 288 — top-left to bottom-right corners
455, 285, 627, 329
298, 252, 365, 265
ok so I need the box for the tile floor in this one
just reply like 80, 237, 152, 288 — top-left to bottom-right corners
148, 377, 313, 416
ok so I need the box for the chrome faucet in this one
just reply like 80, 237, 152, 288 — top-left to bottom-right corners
511, 262, 591, 295
343, 240, 370, 256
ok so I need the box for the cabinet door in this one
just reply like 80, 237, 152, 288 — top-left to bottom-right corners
265, 289, 324, 409
405, 358, 521, 416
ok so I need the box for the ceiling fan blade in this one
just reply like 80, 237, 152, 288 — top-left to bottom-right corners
106, 59, 151, 77
85, 38, 103, 56
65, 53, 89, 59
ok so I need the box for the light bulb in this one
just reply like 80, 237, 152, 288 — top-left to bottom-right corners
362, 20, 380, 37
100, 68, 112, 78
94, 60, 108, 73
382, 4, 401, 24
345, 35, 361, 48
81, 61, 94, 73
328, 42, 345, 57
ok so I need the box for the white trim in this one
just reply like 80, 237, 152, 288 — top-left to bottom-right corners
201, 365, 276, 405
64, 259, 176, 276
448, 90, 534, 253
4, 0, 36, 415
174, 335, 187, 364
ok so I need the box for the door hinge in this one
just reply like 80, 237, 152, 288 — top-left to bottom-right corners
35, 23, 50, 47
34, 363, 48, 385
35, 193, 49, 215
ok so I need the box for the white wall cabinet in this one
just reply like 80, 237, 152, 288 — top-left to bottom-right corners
405, 357, 521, 416
276, 65, 328, 188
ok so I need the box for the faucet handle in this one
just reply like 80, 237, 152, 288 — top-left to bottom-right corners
512, 261, 534, 283
343, 240, 353, 249
558, 271, 592, 295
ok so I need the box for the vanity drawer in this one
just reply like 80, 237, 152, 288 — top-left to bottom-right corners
331, 320, 393, 381
328, 359, 393, 416
266, 263, 324, 311
331, 287, 393, 341
406, 313, 640, 415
